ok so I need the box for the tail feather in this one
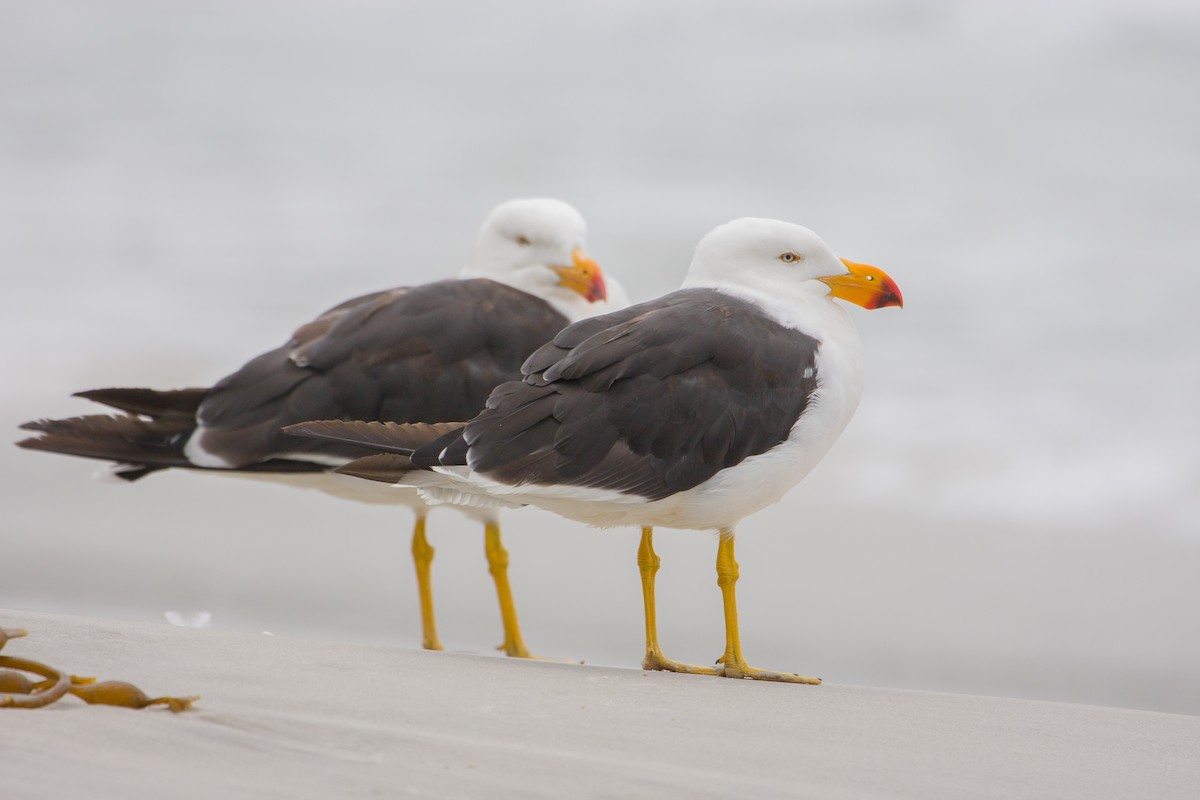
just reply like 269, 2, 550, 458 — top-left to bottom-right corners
74, 387, 208, 419
17, 414, 196, 469
283, 420, 464, 456
18, 413, 330, 478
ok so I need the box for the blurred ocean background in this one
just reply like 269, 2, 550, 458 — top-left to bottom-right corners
2, 0, 1197, 714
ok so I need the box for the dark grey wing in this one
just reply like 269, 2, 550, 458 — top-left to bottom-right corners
435, 288, 820, 501
193, 279, 569, 466
519, 304, 652, 377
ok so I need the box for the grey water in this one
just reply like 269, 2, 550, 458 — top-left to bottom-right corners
2, 0, 1198, 714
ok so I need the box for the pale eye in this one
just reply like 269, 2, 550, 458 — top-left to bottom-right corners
779, 252, 800, 263
515, 235, 531, 247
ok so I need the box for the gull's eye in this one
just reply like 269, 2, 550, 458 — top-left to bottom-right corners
779, 252, 800, 264
515, 235, 531, 247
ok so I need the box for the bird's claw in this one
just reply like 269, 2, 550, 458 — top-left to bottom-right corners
715, 659, 822, 685
641, 651, 719, 676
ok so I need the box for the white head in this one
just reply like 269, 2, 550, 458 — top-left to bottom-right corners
464, 198, 618, 321
682, 218, 902, 311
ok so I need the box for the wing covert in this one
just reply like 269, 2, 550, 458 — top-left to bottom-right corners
192, 279, 569, 466
462, 289, 820, 500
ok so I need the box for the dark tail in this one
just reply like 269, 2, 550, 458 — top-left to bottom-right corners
18, 413, 198, 480
17, 387, 209, 481
20, 386, 330, 481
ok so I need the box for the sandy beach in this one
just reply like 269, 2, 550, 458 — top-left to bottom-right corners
5, 609, 1198, 799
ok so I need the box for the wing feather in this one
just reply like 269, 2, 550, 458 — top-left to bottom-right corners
193, 279, 569, 466
449, 289, 820, 501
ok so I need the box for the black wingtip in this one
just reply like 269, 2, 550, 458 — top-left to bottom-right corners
281, 419, 420, 456
333, 453, 414, 484
282, 419, 463, 457
72, 387, 208, 418
281, 420, 344, 439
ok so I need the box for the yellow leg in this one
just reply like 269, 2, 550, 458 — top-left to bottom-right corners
410, 516, 443, 651
638, 527, 717, 675
484, 522, 533, 658
714, 530, 821, 684
639, 527, 662, 662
